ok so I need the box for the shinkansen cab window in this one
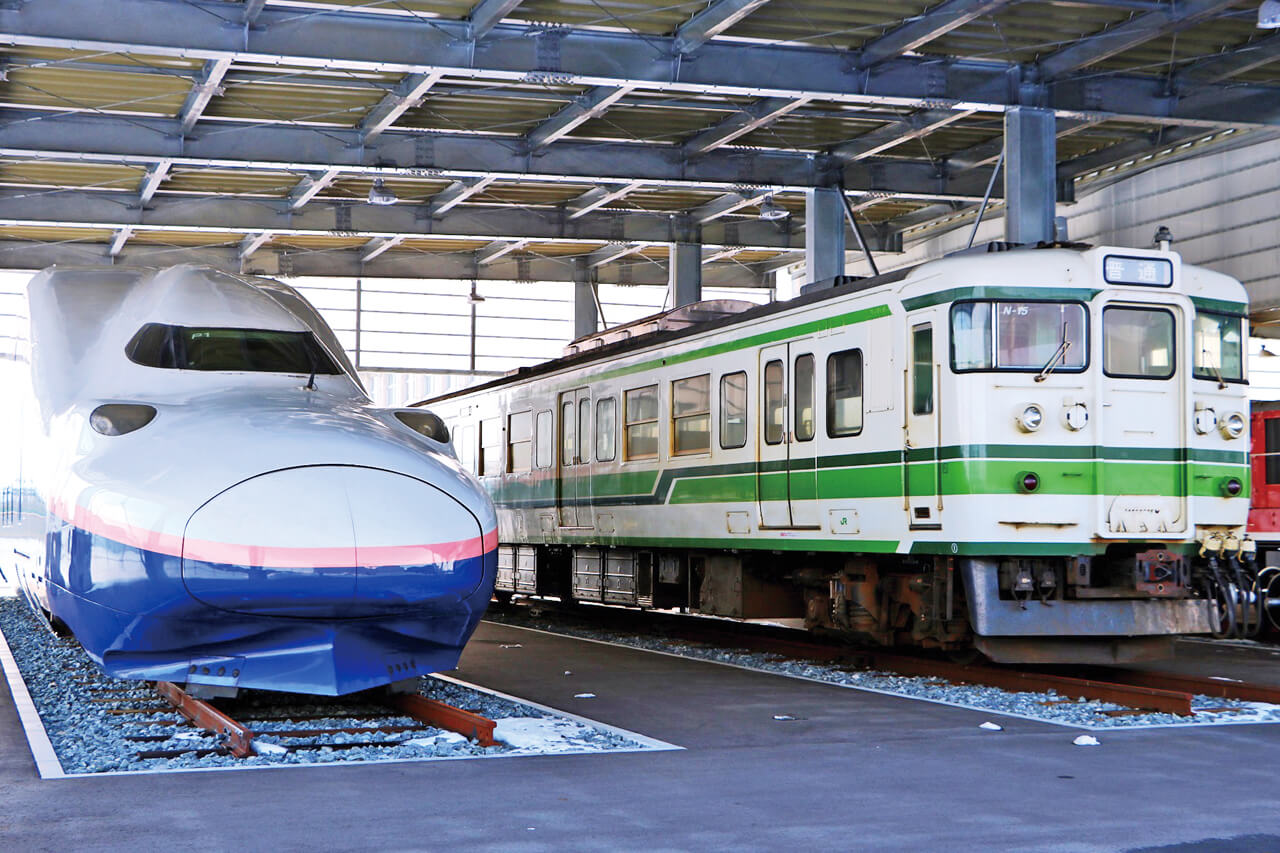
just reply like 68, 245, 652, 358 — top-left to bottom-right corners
126, 323, 340, 374
1104, 307, 1175, 379
1193, 311, 1244, 383
950, 301, 1087, 373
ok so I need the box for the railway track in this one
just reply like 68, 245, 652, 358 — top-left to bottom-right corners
491, 598, 1280, 717
84, 680, 499, 761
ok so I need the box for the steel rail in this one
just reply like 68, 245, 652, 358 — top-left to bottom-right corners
154, 681, 256, 758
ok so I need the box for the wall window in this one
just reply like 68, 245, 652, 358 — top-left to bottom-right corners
507, 411, 532, 473
794, 354, 815, 442
912, 326, 933, 415
596, 397, 617, 462
764, 360, 784, 445
720, 371, 747, 449
480, 417, 502, 476
625, 384, 659, 459
1193, 311, 1244, 383
827, 349, 863, 437
535, 410, 553, 468
1103, 307, 1175, 379
671, 374, 711, 455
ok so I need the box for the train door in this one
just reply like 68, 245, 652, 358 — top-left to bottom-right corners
758, 340, 819, 528
905, 321, 943, 529
557, 388, 594, 528
1098, 303, 1186, 535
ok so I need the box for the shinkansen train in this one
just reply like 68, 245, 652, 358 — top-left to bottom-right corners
0, 264, 497, 696
420, 243, 1253, 664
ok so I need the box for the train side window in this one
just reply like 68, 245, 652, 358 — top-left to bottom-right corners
720, 371, 747, 449
455, 423, 476, 473
479, 417, 502, 476
596, 397, 617, 462
507, 410, 532, 473
624, 385, 659, 460
794, 355, 815, 442
827, 349, 863, 437
534, 410, 553, 468
764, 360, 784, 445
561, 401, 576, 465
912, 325, 933, 415
1193, 311, 1244, 383
578, 398, 591, 464
672, 374, 711, 455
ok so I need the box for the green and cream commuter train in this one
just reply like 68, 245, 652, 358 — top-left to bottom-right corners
419, 242, 1252, 663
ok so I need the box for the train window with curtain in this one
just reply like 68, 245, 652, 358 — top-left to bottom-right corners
764, 360, 784, 445
534, 410, 553, 468
561, 400, 576, 464
625, 384, 659, 459
912, 326, 933, 415
507, 411, 532, 473
596, 397, 617, 462
479, 417, 502, 476
720, 371, 747, 449
794, 355, 815, 442
1193, 312, 1244, 383
1103, 307, 1175, 379
827, 349, 863, 437
672, 374, 711, 455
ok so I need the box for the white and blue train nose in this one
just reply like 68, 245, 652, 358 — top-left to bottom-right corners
181, 465, 488, 618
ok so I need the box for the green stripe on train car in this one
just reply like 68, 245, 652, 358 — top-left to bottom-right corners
542, 533, 901, 553
1190, 296, 1248, 315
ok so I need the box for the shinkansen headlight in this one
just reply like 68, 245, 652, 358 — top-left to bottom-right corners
394, 410, 451, 443
90, 404, 157, 436
1219, 412, 1246, 440
1016, 404, 1044, 433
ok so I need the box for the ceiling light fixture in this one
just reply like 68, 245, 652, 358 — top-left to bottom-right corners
1261, 0, 1280, 27
367, 179, 398, 206
758, 195, 788, 221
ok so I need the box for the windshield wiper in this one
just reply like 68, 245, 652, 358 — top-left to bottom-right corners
303, 340, 318, 391
1202, 347, 1227, 390
1035, 322, 1071, 383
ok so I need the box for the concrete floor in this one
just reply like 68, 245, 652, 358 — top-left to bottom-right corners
2, 622, 1279, 852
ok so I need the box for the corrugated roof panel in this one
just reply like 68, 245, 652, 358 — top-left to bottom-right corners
325, 176, 454, 203
1, 66, 191, 115
0, 225, 114, 242
127, 230, 241, 247
574, 103, 735, 144
0, 159, 146, 190
163, 168, 304, 196
205, 79, 386, 125
471, 182, 599, 206
728, 1, 936, 50
395, 238, 494, 252
508, 0, 691, 35
399, 92, 569, 135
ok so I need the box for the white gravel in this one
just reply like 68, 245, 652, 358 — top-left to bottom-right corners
0, 596, 656, 774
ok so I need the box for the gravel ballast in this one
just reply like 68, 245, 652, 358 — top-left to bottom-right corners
0, 596, 660, 775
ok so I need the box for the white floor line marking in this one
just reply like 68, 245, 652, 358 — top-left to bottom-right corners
485, 621, 1280, 733
0, 624, 66, 779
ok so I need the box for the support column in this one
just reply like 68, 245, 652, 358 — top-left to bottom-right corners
669, 243, 702, 308
1004, 106, 1056, 245
805, 187, 845, 285
573, 257, 597, 339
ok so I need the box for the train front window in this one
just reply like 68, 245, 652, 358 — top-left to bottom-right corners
126, 323, 341, 375
1193, 312, 1244, 383
1103, 307, 1175, 379
951, 301, 1086, 373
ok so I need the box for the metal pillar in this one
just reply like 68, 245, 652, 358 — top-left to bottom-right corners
669, 242, 702, 308
1004, 106, 1056, 245
805, 187, 845, 285
573, 257, 597, 339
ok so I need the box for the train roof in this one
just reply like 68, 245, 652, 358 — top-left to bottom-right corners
417, 242, 1244, 408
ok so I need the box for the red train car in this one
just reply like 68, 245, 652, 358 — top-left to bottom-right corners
1248, 401, 1280, 632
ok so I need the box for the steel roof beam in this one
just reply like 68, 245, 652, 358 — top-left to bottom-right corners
527, 86, 634, 150
588, 243, 648, 268
476, 238, 530, 264
0, 188, 804, 251
108, 226, 132, 257
360, 235, 405, 262
429, 176, 496, 215
179, 57, 231, 135
674, 0, 774, 54
830, 108, 973, 161
242, 0, 266, 24
1177, 34, 1280, 84
565, 181, 644, 219
1037, 0, 1239, 79
288, 168, 341, 210
682, 97, 809, 157
3, 0, 1275, 127
465, 0, 527, 41
857, 0, 1015, 68
691, 190, 770, 223
359, 71, 444, 143
0, 110, 1001, 199
136, 160, 170, 205
238, 230, 272, 259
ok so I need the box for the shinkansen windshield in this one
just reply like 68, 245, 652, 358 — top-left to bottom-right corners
951, 300, 1087, 373
125, 323, 342, 375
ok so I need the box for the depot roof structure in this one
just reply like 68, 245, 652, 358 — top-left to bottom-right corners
0, 0, 1274, 285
